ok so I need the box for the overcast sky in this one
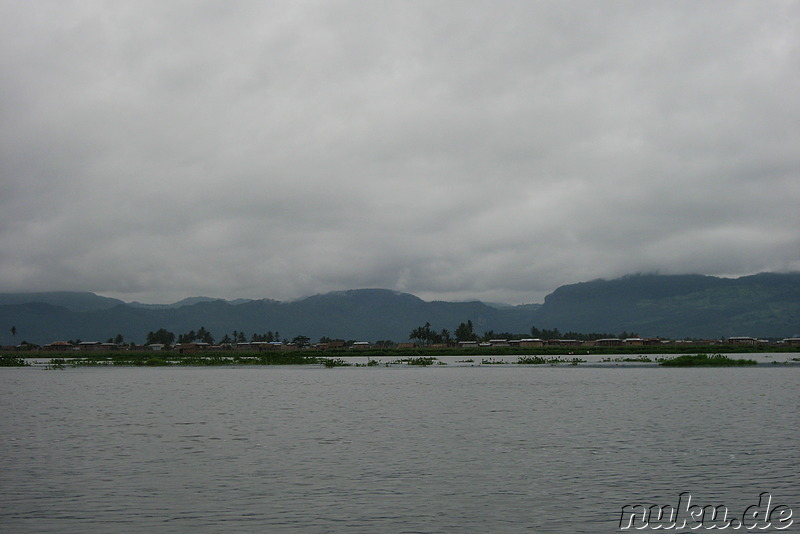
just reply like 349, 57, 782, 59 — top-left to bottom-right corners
1, 1, 798, 305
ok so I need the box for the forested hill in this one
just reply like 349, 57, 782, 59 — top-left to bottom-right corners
1, 273, 798, 345
531, 272, 800, 339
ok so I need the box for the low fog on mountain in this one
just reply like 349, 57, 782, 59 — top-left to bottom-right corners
2, 2, 798, 305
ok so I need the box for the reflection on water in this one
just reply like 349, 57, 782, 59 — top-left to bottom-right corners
1, 364, 798, 533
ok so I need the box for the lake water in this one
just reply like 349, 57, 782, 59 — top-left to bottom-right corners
1, 359, 798, 533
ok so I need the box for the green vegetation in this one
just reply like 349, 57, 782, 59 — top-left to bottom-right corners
146, 328, 175, 346
35, 351, 323, 367
0, 354, 28, 366
177, 326, 215, 344
517, 356, 549, 365
398, 357, 438, 366
321, 358, 350, 368
353, 359, 380, 367
517, 356, 587, 365
601, 356, 653, 363
1, 342, 794, 369
455, 320, 477, 342
528, 325, 618, 341
409, 322, 452, 345
659, 353, 758, 367
46, 358, 66, 370
11, 349, 779, 369
311, 343, 794, 358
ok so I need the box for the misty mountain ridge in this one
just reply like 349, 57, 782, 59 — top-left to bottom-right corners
1, 272, 798, 345
127, 296, 256, 309
0, 291, 126, 312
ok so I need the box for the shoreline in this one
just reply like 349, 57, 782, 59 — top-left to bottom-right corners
4, 351, 799, 369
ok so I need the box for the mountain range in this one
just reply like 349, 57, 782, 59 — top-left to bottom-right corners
1, 272, 798, 345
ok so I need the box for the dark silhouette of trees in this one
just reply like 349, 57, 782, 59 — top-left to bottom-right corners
146, 328, 175, 346
455, 320, 477, 342
177, 326, 214, 344
291, 335, 311, 347
409, 323, 452, 345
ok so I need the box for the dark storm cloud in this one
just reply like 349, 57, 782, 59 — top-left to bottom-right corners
1, 1, 798, 304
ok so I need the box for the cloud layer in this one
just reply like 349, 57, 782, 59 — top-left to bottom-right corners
2, 1, 798, 304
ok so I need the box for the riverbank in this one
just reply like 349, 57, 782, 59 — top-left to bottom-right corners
3, 342, 799, 359
3, 351, 798, 368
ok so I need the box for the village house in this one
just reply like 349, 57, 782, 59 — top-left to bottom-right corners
316, 341, 346, 350
546, 339, 581, 346
727, 336, 758, 346
641, 338, 665, 346
593, 338, 623, 346
176, 342, 211, 354
250, 341, 282, 351
623, 338, 645, 346
43, 341, 73, 351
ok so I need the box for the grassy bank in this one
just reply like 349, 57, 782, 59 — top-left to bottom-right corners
41, 352, 322, 367
1, 344, 795, 367
294, 343, 796, 358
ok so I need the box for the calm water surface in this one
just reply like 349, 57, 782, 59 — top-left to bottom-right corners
1, 362, 798, 533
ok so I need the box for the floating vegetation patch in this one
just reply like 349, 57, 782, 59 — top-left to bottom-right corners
601, 356, 653, 363
517, 356, 586, 365
517, 356, 549, 364
408, 357, 437, 366
34, 351, 323, 367
354, 359, 381, 367
0, 355, 29, 367
322, 358, 351, 368
392, 357, 438, 366
659, 353, 757, 367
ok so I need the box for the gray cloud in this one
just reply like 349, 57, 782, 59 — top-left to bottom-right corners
2, 1, 798, 304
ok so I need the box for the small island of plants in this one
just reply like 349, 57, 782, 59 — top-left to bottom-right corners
658, 353, 757, 367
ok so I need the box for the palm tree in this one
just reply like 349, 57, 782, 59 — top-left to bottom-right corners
10, 326, 16, 347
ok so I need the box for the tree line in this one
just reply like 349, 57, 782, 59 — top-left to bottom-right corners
409, 320, 629, 346
145, 327, 286, 346
145, 321, 629, 348
4, 322, 635, 349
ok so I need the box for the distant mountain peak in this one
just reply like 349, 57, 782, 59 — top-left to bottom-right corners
303, 288, 424, 301
2, 273, 798, 344
0, 291, 125, 312
171, 296, 225, 307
